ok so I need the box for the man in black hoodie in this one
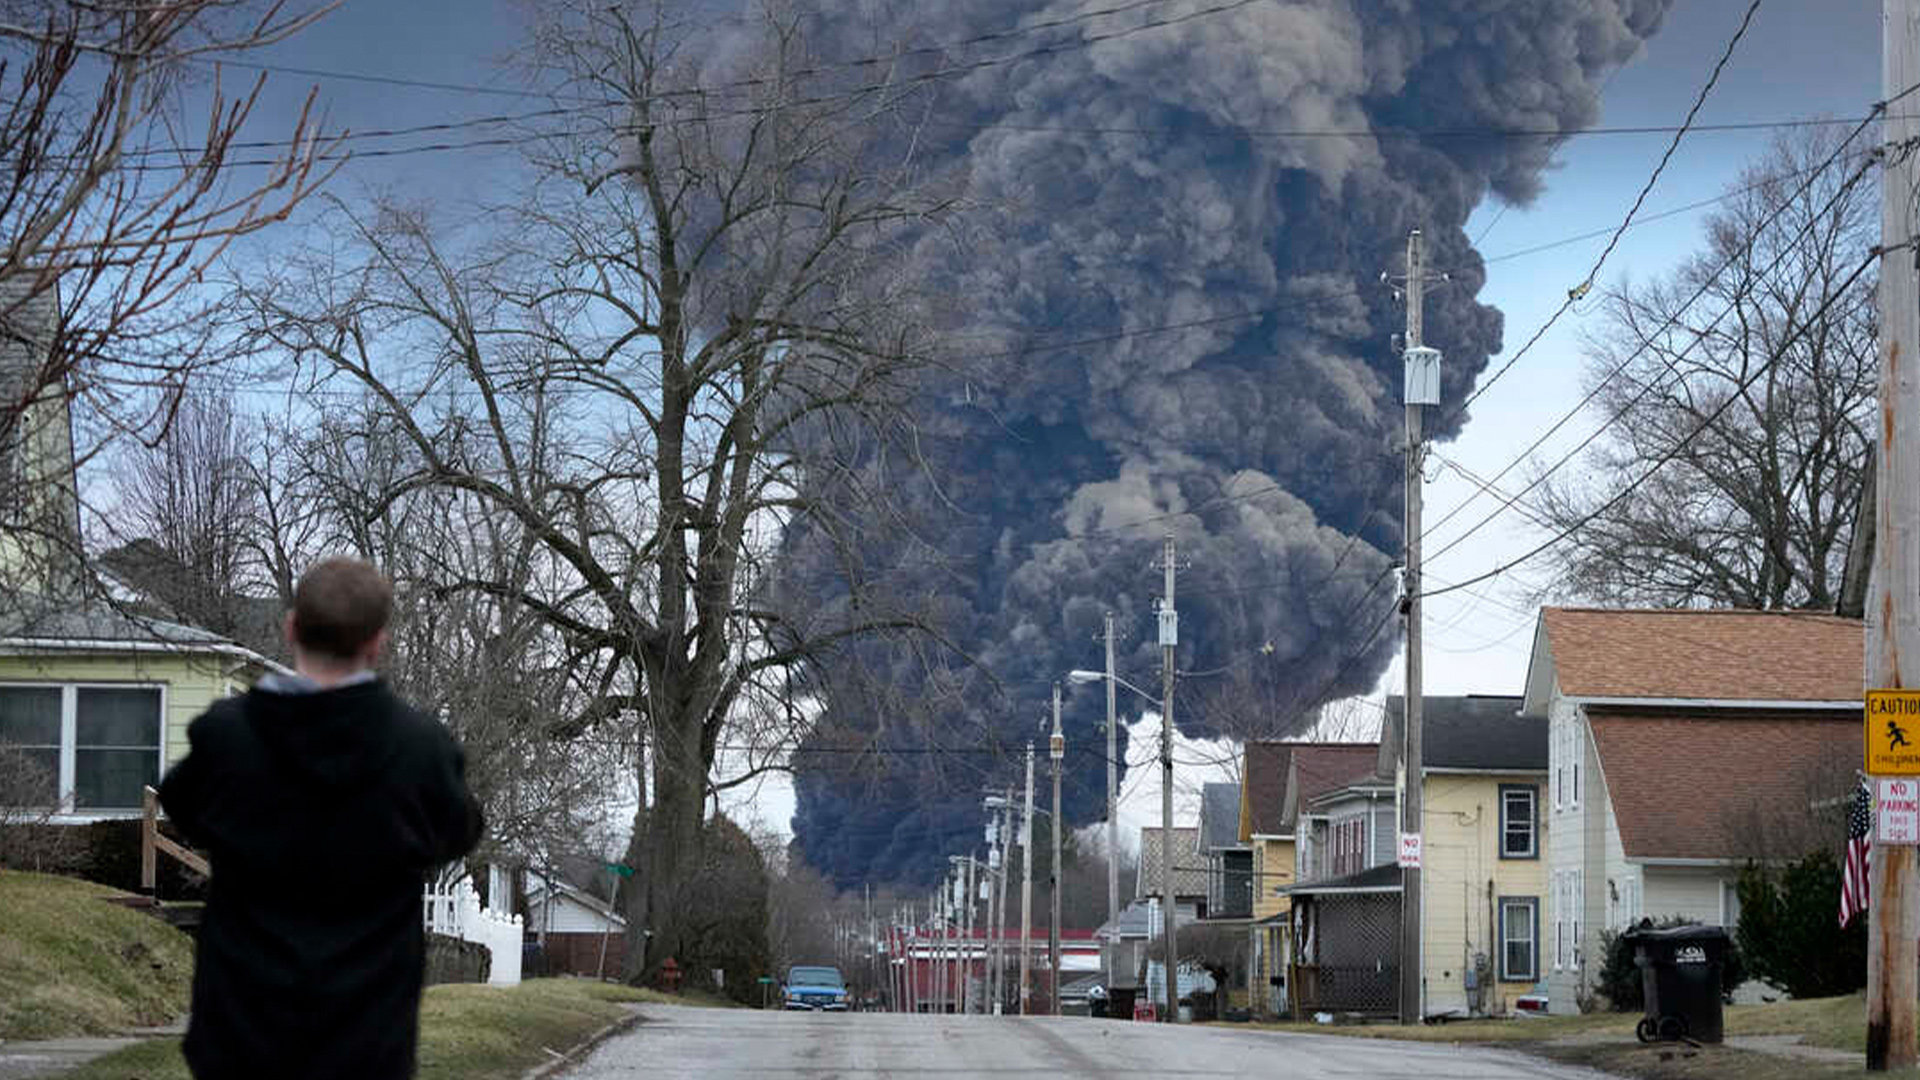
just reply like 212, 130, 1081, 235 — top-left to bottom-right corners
159, 557, 484, 1080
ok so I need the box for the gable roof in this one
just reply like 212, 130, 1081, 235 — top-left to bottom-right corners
1588, 709, 1860, 861
1240, 742, 1296, 838
1282, 744, 1382, 826
1135, 826, 1207, 900
1379, 694, 1542, 773
1199, 783, 1243, 851
1527, 608, 1862, 713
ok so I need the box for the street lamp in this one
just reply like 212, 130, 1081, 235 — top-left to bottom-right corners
1049, 682, 1065, 1017
1067, 666, 1178, 1022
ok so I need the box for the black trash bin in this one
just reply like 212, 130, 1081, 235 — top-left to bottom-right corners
1626, 923, 1730, 1044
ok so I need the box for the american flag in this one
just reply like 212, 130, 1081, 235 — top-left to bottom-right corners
1841, 782, 1873, 929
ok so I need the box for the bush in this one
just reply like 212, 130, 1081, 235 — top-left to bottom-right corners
1735, 852, 1867, 999
1596, 914, 1747, 1012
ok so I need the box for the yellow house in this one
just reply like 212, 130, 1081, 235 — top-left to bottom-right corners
1238, 742, 1294, 1016
1379, 694, 1548, 1018
1, 278, 280, 824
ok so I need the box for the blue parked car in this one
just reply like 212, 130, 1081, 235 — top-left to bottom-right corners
783, 965, 851, 1011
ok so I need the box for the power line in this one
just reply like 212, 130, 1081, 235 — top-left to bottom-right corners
1420, 105, 1885, 554
1444, 0, 1765, 422
1421, 240, 1886, 601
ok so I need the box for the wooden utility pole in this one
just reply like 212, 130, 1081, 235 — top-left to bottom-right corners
1158, 533, 1180, 1022
1398, 227, 1436, 1026
1104, 610, 1120, 991
1868, 1, 1920, 1067
1020, 741, 1035, 1014
1051, 682, 1065, 1016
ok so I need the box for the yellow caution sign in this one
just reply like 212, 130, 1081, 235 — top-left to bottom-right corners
1867, 690, 1920, 775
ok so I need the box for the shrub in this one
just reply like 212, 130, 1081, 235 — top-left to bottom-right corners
1596, 914, 1747, 1012
1735, 852, 1866, 999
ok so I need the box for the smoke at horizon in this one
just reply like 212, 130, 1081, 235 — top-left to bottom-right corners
768, 0, 1672, 888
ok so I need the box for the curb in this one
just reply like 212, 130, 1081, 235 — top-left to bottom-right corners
522, 1006, 647, 1080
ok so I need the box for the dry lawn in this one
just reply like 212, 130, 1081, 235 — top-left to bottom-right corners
60, 978, 661, 1080
0, 871, 194, 1039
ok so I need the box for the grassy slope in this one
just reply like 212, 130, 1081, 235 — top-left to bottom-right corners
1246, 995, 1876, 1080
61, 979, 660, 1080
0, 871, 194, 1039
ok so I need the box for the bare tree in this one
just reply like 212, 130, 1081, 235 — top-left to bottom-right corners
0, 1, 337, 442
223, 0, 964, 980
1534, 129, 1877, 610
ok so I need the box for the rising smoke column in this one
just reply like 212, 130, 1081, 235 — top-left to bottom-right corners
779, 0, 1671, 887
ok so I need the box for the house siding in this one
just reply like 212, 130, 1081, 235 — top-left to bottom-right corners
1420, 773, 1548, 1017
1546, 691, 1585, 1014
0, 650, 235, 768
1642, 865, 1733, 925
528, 893, 622, 935
1252, 838, 1294, 919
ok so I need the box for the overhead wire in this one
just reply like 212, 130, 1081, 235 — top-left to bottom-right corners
1441, 0, 1765, 423
1419, 100, 1888, 556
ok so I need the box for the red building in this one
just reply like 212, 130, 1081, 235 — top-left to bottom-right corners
886, 927, 1102, 1014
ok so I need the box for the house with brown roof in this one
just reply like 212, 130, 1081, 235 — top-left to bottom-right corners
1234, 740, 1376, 1016
1523, 607, 1863, 1014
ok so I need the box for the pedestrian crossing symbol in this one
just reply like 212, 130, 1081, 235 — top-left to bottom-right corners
1867, 690, 1920, 775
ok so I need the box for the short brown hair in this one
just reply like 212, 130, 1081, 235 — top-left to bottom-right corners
291, 557, 393, 660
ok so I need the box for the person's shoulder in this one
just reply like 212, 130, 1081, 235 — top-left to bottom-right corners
377, 686, 463, 758
186, 693, 251, 742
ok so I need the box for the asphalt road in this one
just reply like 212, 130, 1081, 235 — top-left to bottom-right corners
562, 1005, 1625, 1079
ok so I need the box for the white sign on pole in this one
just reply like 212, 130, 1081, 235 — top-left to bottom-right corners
1397, 833, 1423, 869
1879, 778, 1920, 845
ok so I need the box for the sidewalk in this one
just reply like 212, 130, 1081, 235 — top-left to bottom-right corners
0, 1022, 184, 1079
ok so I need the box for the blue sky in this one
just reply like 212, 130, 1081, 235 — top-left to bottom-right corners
195, 0, 1888, 839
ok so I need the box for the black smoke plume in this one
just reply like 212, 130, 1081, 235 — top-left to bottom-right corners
773, 0, 1671, 888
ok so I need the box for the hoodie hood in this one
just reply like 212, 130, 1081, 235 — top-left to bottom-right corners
245, 678, 401, 790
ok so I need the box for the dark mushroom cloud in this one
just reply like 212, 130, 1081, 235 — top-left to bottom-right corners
766, 0, 1671, 887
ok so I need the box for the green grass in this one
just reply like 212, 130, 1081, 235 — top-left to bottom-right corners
0, 871, 194, 1039
60, 978, 658, 1080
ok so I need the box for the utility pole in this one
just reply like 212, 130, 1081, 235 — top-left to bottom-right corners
959, 857, 975, 1014
1397, 227, 1440, 1026
1103, 609, 1119, 995
1050, 683, 1065, 1017
1158, 533, 1179, 1023
1020, 742, 1035, 1015
1869, 1, 1920, 1066
997, 793, 1013, 1014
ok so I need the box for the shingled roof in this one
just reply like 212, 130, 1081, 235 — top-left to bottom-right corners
1199, 783, 1243, 851
1136, 826, 1206, 900
1588, 709, 1860, 860
1380, 695, 1541, 773
1240, 742, 1296, 838
1531, 608, 1863, 706
1284, 744, 1382, 826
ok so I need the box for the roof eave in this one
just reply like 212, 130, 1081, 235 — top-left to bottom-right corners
1574, 696, 1861, 711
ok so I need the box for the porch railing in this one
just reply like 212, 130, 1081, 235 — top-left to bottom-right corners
141, 785, 209, 890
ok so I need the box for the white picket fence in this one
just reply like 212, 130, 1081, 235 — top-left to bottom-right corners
423, 880, 523, 987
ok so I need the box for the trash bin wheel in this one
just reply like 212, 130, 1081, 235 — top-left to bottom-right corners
1657, 1015, 1689, 1042
1635, 1018, 1657, 1044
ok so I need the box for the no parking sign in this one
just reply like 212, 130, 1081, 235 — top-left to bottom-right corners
1878, 778, 1920, 845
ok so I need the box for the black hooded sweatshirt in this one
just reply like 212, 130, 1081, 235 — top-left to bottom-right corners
158, 678, 483, 1080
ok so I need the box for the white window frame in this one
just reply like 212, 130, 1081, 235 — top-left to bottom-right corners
1570, 722, 1582, 808
1720, 879, 1741, 929
1571, 868, 1584, 969
0, 681, 168, 819
1499, 896, 1539, 982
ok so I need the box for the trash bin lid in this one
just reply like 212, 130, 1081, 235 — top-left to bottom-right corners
1623, 923, 1730, 944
